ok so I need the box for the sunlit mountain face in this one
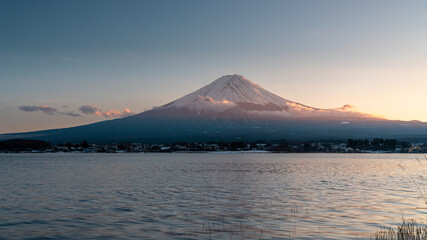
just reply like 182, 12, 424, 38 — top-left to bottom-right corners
1, 75, 427, 144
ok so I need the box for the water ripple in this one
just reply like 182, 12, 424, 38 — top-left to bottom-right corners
0, 153, 426, 239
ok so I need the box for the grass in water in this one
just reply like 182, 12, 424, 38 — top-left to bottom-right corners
367, 219, 427, 240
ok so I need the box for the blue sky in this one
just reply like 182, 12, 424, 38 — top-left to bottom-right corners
1, 0, 427, 133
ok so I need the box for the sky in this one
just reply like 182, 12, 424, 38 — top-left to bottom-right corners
1, 0, 427, 134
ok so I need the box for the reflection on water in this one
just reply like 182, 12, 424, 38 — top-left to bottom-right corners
0, 153, 426, 239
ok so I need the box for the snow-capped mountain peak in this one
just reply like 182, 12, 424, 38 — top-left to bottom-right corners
154, 74, 375, 119
160, 74, 295, 112
192, 74, 289, 104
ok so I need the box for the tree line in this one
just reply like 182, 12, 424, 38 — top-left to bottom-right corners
347, 138, 410, 151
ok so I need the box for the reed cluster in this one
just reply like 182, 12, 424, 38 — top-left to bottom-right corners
367, 219, 427, 240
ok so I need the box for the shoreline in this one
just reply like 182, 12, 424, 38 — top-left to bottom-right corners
0, 151, 418, 154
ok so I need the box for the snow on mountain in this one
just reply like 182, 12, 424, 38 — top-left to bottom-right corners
159, 74, 305, 111
164, 74, 289, 108
154, 74, 375, 119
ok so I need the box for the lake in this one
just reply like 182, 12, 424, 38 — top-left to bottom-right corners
1, 153, 426, 239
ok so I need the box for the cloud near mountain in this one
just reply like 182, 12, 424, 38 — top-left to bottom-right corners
78, 104, 133, 118
19, 104, 133, 118
282, 103, 377, 118
18, 105, 82, 117
19, 105, 57, 115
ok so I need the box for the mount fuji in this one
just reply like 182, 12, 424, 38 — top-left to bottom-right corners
2, 74, 427, 143
141, 74, 376, 120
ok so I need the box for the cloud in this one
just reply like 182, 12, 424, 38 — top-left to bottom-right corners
249, 102, 381, 120
78, 104, 133, 118
18, 104, 132, 119
78, 104, 101, 115
335, 104, 357, 112
18, 105, 82, 117
62, 111, 82, 117
101, 108, 133, 118
19, 105, 58, 115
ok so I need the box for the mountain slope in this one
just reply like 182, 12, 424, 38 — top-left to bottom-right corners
1, 74, 427, 144
133, 74, 376, 120
159, 74, 294, 112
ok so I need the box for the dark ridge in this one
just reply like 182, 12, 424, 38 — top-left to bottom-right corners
0, 139, 51, 151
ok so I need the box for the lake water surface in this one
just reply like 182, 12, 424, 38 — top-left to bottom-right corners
1, 153, 426, 239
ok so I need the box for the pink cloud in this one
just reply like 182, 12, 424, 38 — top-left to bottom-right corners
78, 104, 133, 118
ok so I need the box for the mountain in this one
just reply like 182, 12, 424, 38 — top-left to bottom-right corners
137, 74, 376, 120
2, 74, 427, 144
